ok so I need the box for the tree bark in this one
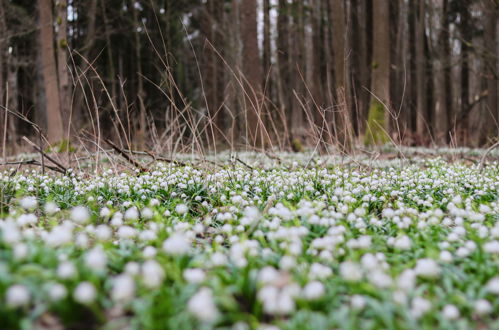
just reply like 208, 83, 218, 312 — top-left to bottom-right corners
38, 0, 63, 143
416, 0, 427, 137
365, 0, 390, 145
241, 0, 265, 148
56, 0, 70, 137
480, 0, 498, 145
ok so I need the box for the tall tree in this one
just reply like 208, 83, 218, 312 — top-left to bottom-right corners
416, 0, 427, 137
56, 0, 70, 136
365, 0, 390, 144
480, 0, 498, 144
38, 0, 63, 143
241, 0, 265, 148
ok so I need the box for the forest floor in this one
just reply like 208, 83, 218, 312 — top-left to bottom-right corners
0, 147, 498, 329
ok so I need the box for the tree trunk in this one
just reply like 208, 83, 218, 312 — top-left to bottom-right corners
132, 0, 146, 149
56, 0, 70, 137
435, 0, 451, 144
365, 0, 390, 145
38, 0, 63, 143
457, 1, 471, 145
480, 0, 498, 145
241, 0, 265, 148
416, 0, 427, 138
277, 0, 292, 145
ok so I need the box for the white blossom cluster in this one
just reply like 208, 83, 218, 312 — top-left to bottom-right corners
0, 156, 498, 329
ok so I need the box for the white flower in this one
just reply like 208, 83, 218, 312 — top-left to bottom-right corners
117, 226, 136, 239
411, 297, 431, 318
351, 295, 366, 309
258, 267, 280, 284
124, 207, 139, 221
187, 287, 218, 322
163, 233, 190, 256
414, 259, 440, 279
394, 235, 411, 250
99, 207, 111, 218
340, 261, 363, 282
303, 281, 325, 300
279, 256, 296, 271
175, 204, 189, 215
474, 299, 492, 315
6, 284, 30, 307
48, 283, 67, 301
20, 196, 37, 210
112, 274, 135, 303
184, 268, 206, 284
142, 260, 164, 288
95, 225, 112, 240
439, 250, 453, 262
13, 243, 28, 260
141, 207, 154, 219
309, 263, 332, 280
142, 246, 157, 259
44, 202, 60, 214
71, 206, 90, 224
57, 261, 77, 279
84, 246, 107, 271
442, 304, 460, 320
125, 262, 140, 276
73, 282, 96, 304
486, 277, 499, 294
46, 225, 73, 247
484, 241, 499, 254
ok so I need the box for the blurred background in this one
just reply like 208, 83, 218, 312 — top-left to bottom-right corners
0, 0, 497, 155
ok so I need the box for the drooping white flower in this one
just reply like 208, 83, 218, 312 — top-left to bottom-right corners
187, 287, 218, 322
73, 282, 96, 304
57, 261, 77, 279
163, 233, 190, 256
112, 274, 135, 303
474, 299, 492, 315
442, 304, 460, 320
71, 206, 90, 224
339, 261, 363, 282
175, 204, 189, 215
411, 297, 431, 318
486, 277, 499, 294
184, 268, 206, 284
303, 281, 325, 300
6, 284, 30, 307
142, 260, 164, 288
414, 259, 440, 279
48, 283, 67, 301
44, 201, 60, 214
84, 246, 107, 271
124, 207, 139, 221
20, 196, 37, 210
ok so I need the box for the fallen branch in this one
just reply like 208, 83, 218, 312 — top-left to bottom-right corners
479, 140, 499, 172
104, 139, 149, 173
1, 159, 66, 174
22, 136, 68, 174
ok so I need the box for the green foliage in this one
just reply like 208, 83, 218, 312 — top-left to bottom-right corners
364, 100, 389, 146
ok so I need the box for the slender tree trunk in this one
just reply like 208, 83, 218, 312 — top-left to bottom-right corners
458, 1, 471, 145
57, 0, 70, 137
416, 0, 427, 138
277, 0, 292, 145
132, 0, 146, 149
330, 0, 352, 151
435, 0, 450, 144
38, 0, 63, 143
241, 0, 265, 148
480, 0, 498, 145
365, 0, 390, 145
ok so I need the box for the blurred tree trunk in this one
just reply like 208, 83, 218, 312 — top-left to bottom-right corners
457, 0, 471, 145
38, 0, 63, 143
277, 0, 292, 145
56, 0, 70, 137
132, 0, 146, 149
416, 0, 427, 138
480, 0, 498, 145
365, 0, 390, 145
330, 0, 352, 151
435, 0, 451, 144
241, 0, 265, 148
